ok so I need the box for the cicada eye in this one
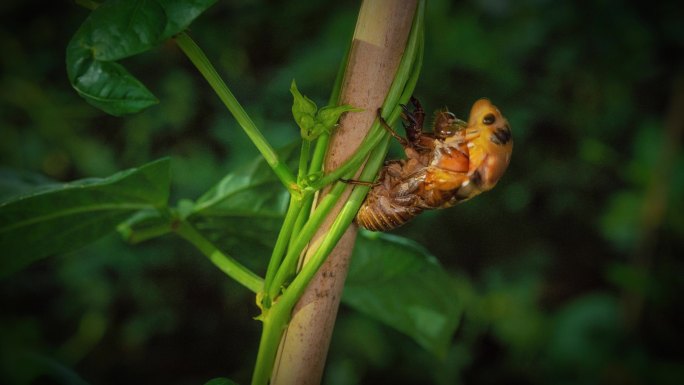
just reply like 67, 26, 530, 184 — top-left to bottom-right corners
483, 113, 496, 125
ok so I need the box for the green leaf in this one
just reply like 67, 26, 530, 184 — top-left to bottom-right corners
187, 147, 295, 261
203, 378, 239, 385
115, 146, 296, 264
66, 50, 159, 116
67, 0, 218, 115
0, 167, 55, 201
316, 104, 362, 130
290, 79, 360, 140
343, 231, 463, 357
0, 158, 171, 277
192, 147, 294, 217
290, 79, 318, 138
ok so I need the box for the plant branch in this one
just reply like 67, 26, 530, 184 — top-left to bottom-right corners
175, 220, 263, 294
174, 32, 299, 197
267, 179, 349, 300
261, 196, 302, 306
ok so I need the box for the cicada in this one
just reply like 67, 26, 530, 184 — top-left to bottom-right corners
355, 97, 513, 231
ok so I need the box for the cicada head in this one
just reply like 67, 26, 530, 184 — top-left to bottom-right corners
464, 98, 513, 192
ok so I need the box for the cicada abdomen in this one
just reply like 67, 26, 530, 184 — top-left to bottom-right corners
355, 193, 424, 232
355, 162, 427, 231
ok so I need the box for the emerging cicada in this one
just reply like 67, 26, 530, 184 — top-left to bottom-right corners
355, 97, 513, 231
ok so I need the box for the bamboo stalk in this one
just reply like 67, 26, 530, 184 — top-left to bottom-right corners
269, 1, 418, 384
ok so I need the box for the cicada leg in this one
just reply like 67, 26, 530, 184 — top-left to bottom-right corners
341, 159, 403, 189
377, 97, 427, 149
340, 178, 379, 187
376, 108, 408, 147
434, 109, 467, 140
401, 96, 425, 145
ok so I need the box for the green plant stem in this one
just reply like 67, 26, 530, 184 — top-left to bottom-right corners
311, 127, 384, 188
251, 308, 289, 385
277, 138, 390, 314
288, 195, 313, 249
174, 32, 299, 196
267, 179, 349, 300
308, 135, 329, 176
298, 140, 311, 181
262, 136, 314, 305
175, 220, 263, 294
261, 44, 349, 309
261, 196, 302, 304
121, 221, 172, 244
252, 135, 393, 385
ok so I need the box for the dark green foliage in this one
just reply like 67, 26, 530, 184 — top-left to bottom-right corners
204, 378, 239, 385
344, 232, 462, 357
66, 0, 217, 115
186, 147, 294, 266
0, 158, 170, 277
1, 0, 683, 384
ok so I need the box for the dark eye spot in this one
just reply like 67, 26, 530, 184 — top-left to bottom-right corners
483, 113, 496, 125
490, 125, 512, 145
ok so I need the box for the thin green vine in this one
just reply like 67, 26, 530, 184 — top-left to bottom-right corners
174, 32, 300, 197
174, 220, 263, 294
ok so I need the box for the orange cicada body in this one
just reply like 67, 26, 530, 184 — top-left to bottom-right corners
355, 97, 513, 231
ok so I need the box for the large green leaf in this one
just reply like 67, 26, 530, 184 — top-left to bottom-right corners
187, 149, 293, 262
192, 158, 289, 219
66, 0, 218, 115
0, 167, 55, 201
119, 148, 294, 262
192, 144, 296, 218
344, 232, 463, 357
0, 158, 171, 277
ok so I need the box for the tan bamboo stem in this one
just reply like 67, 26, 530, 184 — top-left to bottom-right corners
270, 1, 418, 384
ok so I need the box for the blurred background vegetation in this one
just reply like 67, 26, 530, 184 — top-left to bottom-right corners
1, 0, 683, 384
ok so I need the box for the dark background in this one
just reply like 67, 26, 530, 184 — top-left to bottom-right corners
1, 0, 683, 384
